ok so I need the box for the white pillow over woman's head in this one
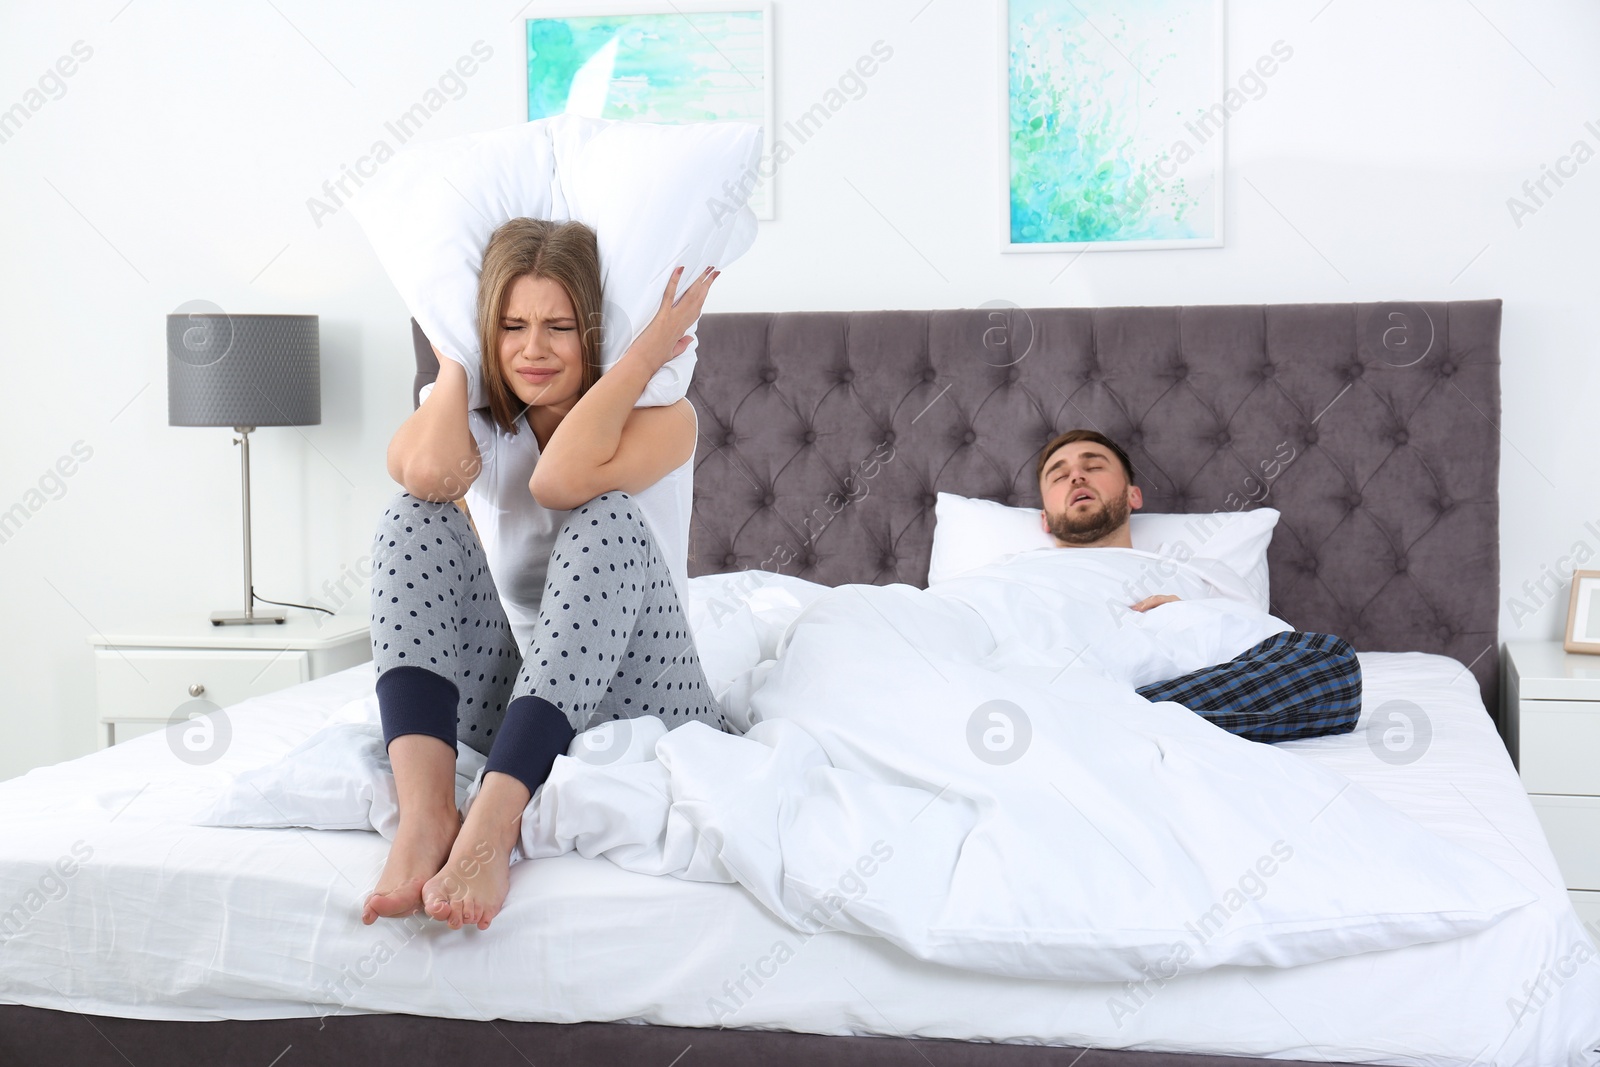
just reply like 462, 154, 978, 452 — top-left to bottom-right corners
928, 491, 1279, 611
350, 114, 762, 411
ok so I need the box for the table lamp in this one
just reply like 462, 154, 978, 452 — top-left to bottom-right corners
167, 311, 321, 625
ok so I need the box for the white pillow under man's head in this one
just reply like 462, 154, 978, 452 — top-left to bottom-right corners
350, 114, 762, 412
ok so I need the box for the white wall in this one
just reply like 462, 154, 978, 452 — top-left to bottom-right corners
2, 0, 1597, 781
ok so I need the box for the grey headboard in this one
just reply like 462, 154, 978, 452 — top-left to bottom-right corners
410, 300, 1503, 723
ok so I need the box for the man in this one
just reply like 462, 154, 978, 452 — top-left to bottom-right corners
1034, 429, 1361, 744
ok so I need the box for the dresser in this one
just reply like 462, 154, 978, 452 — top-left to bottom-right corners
1503, 641, 1600, 929
88, 613, 372, 747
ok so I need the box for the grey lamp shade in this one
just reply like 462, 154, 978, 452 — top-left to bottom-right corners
167, 313, 321, 427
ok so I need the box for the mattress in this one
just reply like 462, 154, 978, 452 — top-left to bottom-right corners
2, 587, 1597, 1067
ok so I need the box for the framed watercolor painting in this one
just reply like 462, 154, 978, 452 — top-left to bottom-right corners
1001, 0, 1225, 252
526, 4, 775, 219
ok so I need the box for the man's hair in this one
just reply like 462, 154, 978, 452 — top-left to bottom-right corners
1035, 429, 1136, 487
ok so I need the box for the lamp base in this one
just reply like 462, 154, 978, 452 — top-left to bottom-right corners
211, 610, 286, 626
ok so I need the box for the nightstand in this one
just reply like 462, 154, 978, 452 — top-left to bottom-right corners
1504, 641, 1600, 928
87, 613, 372, 746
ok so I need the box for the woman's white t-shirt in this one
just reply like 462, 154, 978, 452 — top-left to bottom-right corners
462, 407, 694, 653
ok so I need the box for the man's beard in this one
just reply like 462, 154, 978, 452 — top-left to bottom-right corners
1045, 492, 1131, 546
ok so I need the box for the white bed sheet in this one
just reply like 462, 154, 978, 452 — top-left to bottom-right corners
2, 611, 1598, 1066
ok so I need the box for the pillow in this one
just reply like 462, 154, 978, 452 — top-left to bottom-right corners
195, 712, 665, 839
927, 491, 1278, 610
193, 721, 485, 840
349, 114, 762, 412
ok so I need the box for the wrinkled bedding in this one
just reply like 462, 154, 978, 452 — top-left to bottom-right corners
509, 548, 1535, 981
4, 562, 1598, 1064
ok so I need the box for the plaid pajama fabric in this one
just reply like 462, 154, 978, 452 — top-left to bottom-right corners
1134, 631, 1362, 743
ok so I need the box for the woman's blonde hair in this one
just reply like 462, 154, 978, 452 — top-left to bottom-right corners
477, 217, 604, 434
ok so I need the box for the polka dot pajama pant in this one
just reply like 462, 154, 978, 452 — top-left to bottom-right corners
369, 490, 725, 794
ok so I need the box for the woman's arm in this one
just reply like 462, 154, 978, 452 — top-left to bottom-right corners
528, 267, 714, 510
528, 367, 697, 510
386, 355, 482, 502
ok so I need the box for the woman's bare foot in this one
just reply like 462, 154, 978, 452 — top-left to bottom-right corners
362, 804, 462, 925
421, 771, 529, 931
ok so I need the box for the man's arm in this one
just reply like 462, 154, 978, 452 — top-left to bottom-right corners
386, 355, 482, 502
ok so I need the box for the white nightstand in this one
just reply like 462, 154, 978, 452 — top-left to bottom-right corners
1504, 641, 1600, 928
87, 613, 372, 746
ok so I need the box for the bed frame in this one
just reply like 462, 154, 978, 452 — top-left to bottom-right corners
2, 300, 1503, 1066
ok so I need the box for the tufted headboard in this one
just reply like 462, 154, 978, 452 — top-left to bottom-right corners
410, 300, 1504, 725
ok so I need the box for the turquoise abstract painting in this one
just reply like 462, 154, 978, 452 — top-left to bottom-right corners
1005, 0, 1223, 251
527, 7, 772, 217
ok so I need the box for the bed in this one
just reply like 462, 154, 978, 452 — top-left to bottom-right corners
4, 299, 1597, 1066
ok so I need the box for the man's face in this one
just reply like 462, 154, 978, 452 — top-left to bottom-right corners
1038, 441, 1142, 547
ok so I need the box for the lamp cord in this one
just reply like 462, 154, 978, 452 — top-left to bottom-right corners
252, 587, 336, 616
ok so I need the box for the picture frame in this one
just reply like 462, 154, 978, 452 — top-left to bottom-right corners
1564, 569, 1600, 655
525, 2, 776, 219
999, 0, 1226, 252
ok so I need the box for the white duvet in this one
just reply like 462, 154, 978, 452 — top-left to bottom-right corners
205, 548, 1536, 984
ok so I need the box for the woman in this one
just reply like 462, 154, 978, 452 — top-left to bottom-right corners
361, 217, 724, 931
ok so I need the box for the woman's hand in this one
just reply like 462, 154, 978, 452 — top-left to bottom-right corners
625, 265, 720, 373
1130, 594, 1181, 612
